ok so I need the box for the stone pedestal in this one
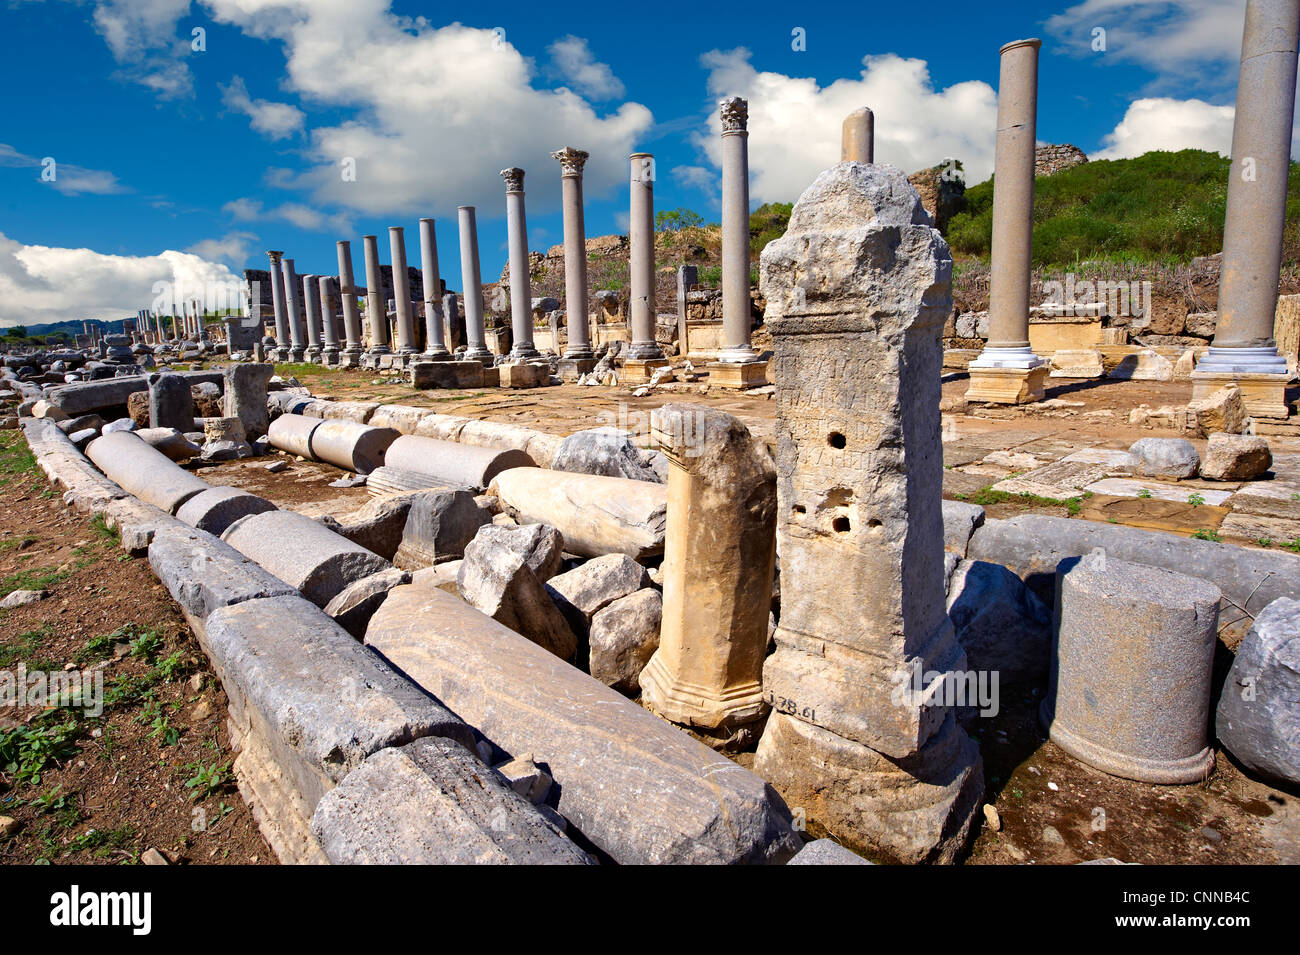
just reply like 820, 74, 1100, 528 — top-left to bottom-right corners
639, 406, 776, 740
621, 357, 671, 385
965, 363, 1048, 403
1191, 369, 1290, 418
556, 357, 597, 381
1048, 349, 1104, 378
706, 359, 767, 389
752, 161, 982, 863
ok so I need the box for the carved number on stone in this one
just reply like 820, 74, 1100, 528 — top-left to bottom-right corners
765, 691, 815, 722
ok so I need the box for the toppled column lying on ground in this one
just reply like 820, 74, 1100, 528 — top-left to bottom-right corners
86, 430, 210, 515
752, 160, 984, 863
368, 434, 535, 495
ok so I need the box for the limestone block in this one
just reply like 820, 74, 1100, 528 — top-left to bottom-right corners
551, 427, 664, 483
1109, 348, 1173, 381
590, 588, 662, 694
392, 487, 491, 568
310, 737, 592, 865
148, 373, 194, 432
1042, 554, 1219, 784
221, 509, 392, 608
1129, 437, 1200, 479
223, 363, 274, 438
489, 467, 666, 560
411, 361, 483, 389
309, 419, 399, 474
1216, 597, 1300, 787
135, 427, 200, 461
1201, 433, 1272, 481
175, 486, 276, 536
1187, 384, 1249, 435
363, 584, 801, 865
941, 500, 985, 556
323, 493, 418, 561
544, 553, 650, 636
201, 416, 253, 462
85, 430, 209, 515
148, 523, 297, 620
499, 362, 549, 388
323, 567, 411, 639
787, 838, 873, 865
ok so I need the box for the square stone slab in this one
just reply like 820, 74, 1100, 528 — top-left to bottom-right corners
1084, 478, 1234, 506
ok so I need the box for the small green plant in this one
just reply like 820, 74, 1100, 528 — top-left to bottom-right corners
154, 650, 190, 682
1187, 493, 1206, 508
0, 716, 81, 786
1258, 538, 1273, 548
127, 627, 164, 663
1284, 538, 1300, 554
75, 630, 120, 664
1137, 488, 1153, 499
89, 513, 118, 543
185, 759, 233, 801
1191, 528, 1222, 542
68, 825, 134, 859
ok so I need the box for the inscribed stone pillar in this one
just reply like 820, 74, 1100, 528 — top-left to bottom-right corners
500, 168, 539, 361
443, 292, 465, 353
458, 206, 493, 363
676, 265, 698, 355
419, 218, 450, 358
363, 235, 391, 356
282, 257, 306, 361
318, 275, 340, 365
389, 226, 418, 355
337, 240, 364, 365
624, 152, 669, 384
639, 405, 776, 745
302, 275, 322, 362
841, 107, 874, 163
965, 39, 1048, 405
752, 161, 983, 864
1192, 0, 1296, 418
711, 97, 767, 388
552, 146, 596, 377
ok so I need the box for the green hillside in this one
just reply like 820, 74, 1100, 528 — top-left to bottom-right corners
946, 148, 1300, 268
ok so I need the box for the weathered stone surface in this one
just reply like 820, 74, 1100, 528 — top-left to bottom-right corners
1201, 433, 1272, 481
545, 554, 649, 636
267, 413, 322, 458
364, 583, 801, 864
309, 419, 399, 474
384, 434, 534, 491
457, 524, 575, 658
1187, 384, 1248, 435
222, 509, 392, 608
786, 838, 874, 865
551, 427, 664, 483
325, 493, 423, 561
499, 362, 550, 388
135, 427, 200, 461
1216, 597, 1300, 787
200, 416, 254, 462
490, 467, 666, 559
85, 430, 209, 515
590, 588, 662, 693
323, 567, 412, 639
50, 376, 225, 416
127, 391, 150, 427
175, 486, 276, 537
411, 361, 483, 390
0, 589, 43, 609
493, 753, 551, 803
1043, 554, 1219, 784
148, 373, 194, 432
942, 499, 985, 556
148, 523, 297, 619
1129, 437, 1200, 479
310, 737, 592, 864
392, 487, 491, 568
223, 363, 274, 438
946, 559, 1050, 684
57, 413, 104, 436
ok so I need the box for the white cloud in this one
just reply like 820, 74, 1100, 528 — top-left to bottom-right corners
547, 35, 625, 100
695, 48, 997, 203
186, 230, 258, 266
0, 231, 241, 327
220, 75, 305, 140
222, 196, 351, 233
1092, 96, 1236, 160
0, 144, 129, 196
671, 164, 718, 194
91, 0, 195, 99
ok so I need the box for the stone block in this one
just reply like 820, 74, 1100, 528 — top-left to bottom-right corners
946, 559, 1051, 684
590, 588, 662, 694
965, 365, 1048, 404
148, 523, 298, 619
1129, 437, 1200, 479
411, 361, 484, 390
1201, 433, 1272, 481
392, 487, 491, 568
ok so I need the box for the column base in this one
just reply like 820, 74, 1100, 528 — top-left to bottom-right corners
1047, 348, 1104, 379
1190, 370, 1290, 419
556, 357, 597, 381
508, 344, 540, 362
965, 365, 1048, 404
339, 347, 363, 369
717, 344, 760, 364
305, 346, 322, 362
622, 357, 671, 384
289, 347, 306, 362
274, 347, 290, 363
1041, 698, 1215, 785
462, 346, 494, 364
421, 347, 453, 361
638, 656, 767, 732
563, 346, 596, 361
706, 359, 768, 389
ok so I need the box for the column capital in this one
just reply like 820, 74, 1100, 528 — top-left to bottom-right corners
500, 167, 525, 193
551, 146, 589, 177
719, 96, 749, 135
999, 37, 1042, 55
266, 250, 284, 262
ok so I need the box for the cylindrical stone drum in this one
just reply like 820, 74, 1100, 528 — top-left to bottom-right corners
267, 413, 323, 459
384, 435, 535, 490
309, 419, 399, 474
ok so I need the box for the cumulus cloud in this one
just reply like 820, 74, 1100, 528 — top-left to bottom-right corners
1092, 96, 1236, 160
222, 196, 351, 233
0, 144, 129, 196
547, 35, 626, 100
0, 231, 241, 327
91, 0, 195, 98
220, 76, 306, 140
185, 230, 258, 267
694, 48, 997, 203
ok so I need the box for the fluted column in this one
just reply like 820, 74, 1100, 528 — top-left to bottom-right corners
842, 107, 874, 163
1195, 0, 1295, 392
718, 97, 757, 363
362, 234, 391, 356
336, 240, 364, 363
628, 152, 664, 361
419, 218, 449, 357
318, 275, 340, 364
501, 167, 539, 361
302, 275, 322, 361
552, 146, 594, 362
458, 206, 492, 362
965, 39, 1048, 404
389, 226, 417, 354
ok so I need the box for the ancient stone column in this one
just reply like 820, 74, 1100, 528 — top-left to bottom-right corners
362, 234, 391, 357
501, 168, 539, 362
639, 405, 776, 746
443, 292, 465, 353
711, 97, 766, 388
676, 264, 698, 354
336, 240, 364, 366
752, 161, 983, 864
552, 146, 596, 377
458, 206, 493, 363
282, 257, 306, 361
966, 39, 1048, 404
418, 218, 450, 358
841, 107, 874, 163
318, 275, 340, 365
301, 274, 322, 362
624, 152, 669, 384
1192, 0, 1296, 418
389, 226, 418, 355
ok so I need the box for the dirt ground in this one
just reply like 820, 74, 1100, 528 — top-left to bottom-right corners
0, 428, 271, 865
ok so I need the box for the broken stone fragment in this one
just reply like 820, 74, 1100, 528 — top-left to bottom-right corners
1129, 437, 1200, 480
589, 588, 662, 694
1200, 433, 1272, 481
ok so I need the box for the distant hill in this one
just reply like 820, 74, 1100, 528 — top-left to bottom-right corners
946, 148, 1300, 268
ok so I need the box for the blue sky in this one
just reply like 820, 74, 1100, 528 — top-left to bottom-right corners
0, 0, 1266, 326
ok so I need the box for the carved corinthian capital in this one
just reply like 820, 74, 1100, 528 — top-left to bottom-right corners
551, 146, 589, 178
719, 96, 749, 134
499, 167, 526, 192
